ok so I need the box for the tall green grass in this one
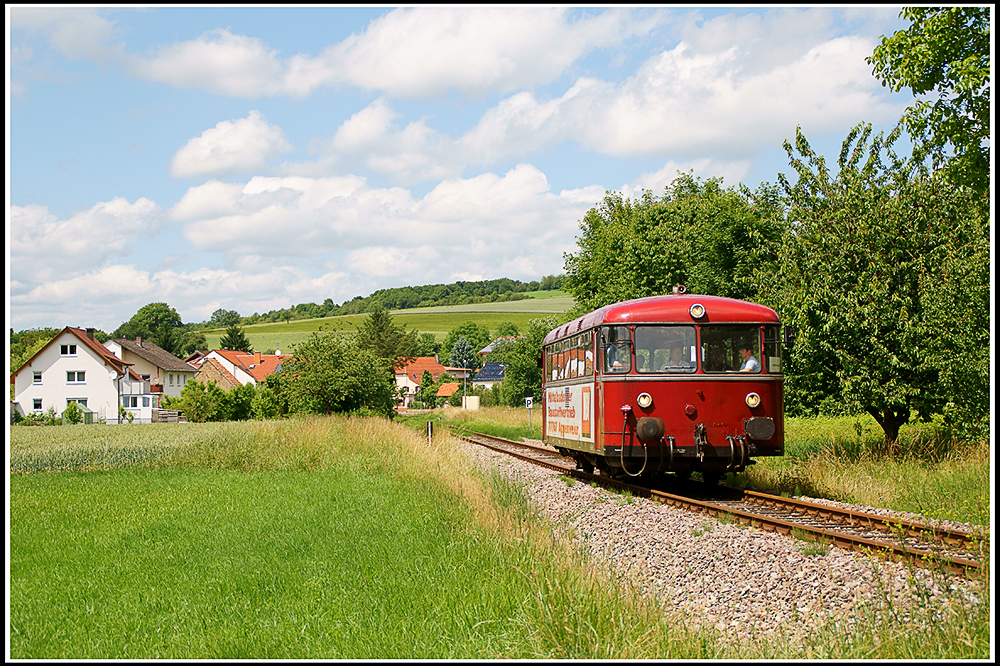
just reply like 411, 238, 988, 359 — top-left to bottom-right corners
740, 414, 991, 527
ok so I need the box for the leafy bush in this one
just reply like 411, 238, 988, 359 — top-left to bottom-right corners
277, 331, 399, 417
63, 401, 83, 425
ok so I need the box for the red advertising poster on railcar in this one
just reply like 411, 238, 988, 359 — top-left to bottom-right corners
545, 385, 593, 443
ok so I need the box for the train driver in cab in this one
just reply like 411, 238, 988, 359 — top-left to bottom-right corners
739, 345, 760, 372
604, 326, 628, 373
662, 345, 690, 370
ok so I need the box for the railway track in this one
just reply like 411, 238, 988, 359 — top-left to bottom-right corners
449, 427, 987, 578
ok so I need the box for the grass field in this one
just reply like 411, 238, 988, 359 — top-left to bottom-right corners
9, 415, 990, 659
203, 291, 574, 352
9, 418, 716, 659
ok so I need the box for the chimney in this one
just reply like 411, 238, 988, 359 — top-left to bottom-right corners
254, 351, 261, 364
86, 327, 95, 340
137, 336, 142, 347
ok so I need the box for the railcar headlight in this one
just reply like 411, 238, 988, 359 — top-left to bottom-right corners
745, 392, 761, 408
637, 392, 653, 409
689, 303, 706, 319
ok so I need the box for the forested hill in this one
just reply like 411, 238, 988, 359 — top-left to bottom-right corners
239, 275, 565, 325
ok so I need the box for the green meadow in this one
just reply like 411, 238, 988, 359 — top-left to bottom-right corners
203, 291, 574, 352
9, 415, 990, 659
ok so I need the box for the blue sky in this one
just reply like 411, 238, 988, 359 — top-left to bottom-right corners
7, 5, 913, 333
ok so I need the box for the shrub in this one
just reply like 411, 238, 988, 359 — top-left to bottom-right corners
63, 401, 83, 425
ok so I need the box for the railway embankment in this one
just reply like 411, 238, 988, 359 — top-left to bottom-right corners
458, 431, 989, 654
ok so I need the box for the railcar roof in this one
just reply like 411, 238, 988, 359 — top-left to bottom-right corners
544, 294, 779, 344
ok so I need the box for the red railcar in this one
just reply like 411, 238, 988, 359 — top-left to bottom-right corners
541, 288, 784, 482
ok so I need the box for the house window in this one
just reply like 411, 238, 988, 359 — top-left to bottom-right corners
122, 396, 138, 408
33, 371, 42, 384
169, 374, 174, 386
33, 398, 43, 411
67, 371, 86, 383
67, 399, 88, 407
142, 397, 150, 407
60, 344, 77, 356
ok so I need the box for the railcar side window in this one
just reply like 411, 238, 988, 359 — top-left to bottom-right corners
763, 325, 782, 373
601, 326, 631, 373
546, 331, 595, 382
635, 326, 697, 373
700, 325, 762, 373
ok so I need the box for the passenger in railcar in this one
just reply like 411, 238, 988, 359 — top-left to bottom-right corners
739, 345, 760, 372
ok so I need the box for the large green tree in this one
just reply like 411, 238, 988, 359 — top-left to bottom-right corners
489, 316, 561, 407
355, 306, 418, 368
867, 6, 991, 196
170, 380, 228, 423
219, 323, 252, 353
114, 303, 184, 355
774, 124, 989, 444
447, 336, 477, 372
278, 331, 398, 417
210, 308, 242, 328
448, 336, 477, 399
563, 172, 784, 314
415, 332, 441, 357
176, 330, 207, 357
441, 322, 492, 365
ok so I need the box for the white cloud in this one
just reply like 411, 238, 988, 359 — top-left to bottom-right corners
7, 263, 355, 333
321, 99, 458, 184
168, 164, 588, 286
322, 7, 659, 99
129, 28, 288, 98
9, 198, 166, 290
119, 8, 659, 99
298, 17, 903, 186
9, 7, 122, 64
453, 33, 902, 164
170, 110, 293, 178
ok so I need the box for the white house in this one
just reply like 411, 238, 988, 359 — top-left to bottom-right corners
104, 337, 196, 399
11, 327, 160, 424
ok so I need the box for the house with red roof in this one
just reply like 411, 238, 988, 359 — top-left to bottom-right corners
190, 349, 293, 389
394, 356, 450, 407
11, 327, 160, 423
435, 383, 461, 399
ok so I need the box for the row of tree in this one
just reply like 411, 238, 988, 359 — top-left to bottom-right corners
562, 8, 990, 444
233, 275, 565, 326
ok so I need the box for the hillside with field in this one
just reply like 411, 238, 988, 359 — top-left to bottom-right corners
203, 291, 575, 353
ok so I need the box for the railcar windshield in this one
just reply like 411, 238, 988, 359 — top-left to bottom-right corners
700, 325, 765, 373
635, 326, 697, 373
601, 326, 631, 373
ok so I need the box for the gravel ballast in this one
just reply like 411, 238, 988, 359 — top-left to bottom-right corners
461, 440, 985, 648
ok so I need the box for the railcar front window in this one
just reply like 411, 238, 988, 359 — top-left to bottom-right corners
700, 325, 762, 373
635, 326, 697, 373
602, 326, 631, 373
